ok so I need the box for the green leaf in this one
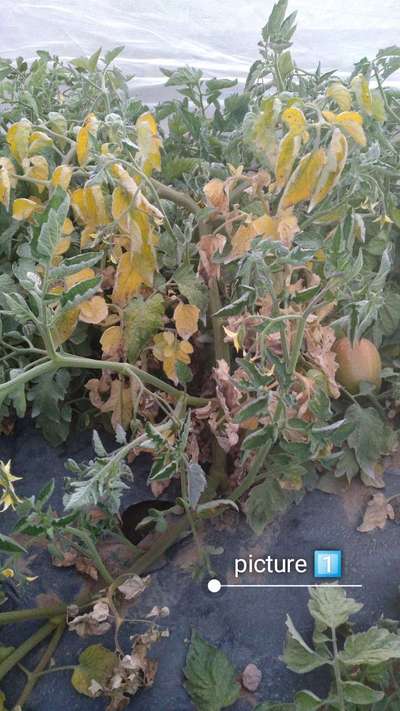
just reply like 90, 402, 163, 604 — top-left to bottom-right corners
0, 532, 27, 554
281, 615, 327, 673
242, 424, 275, 450
346, 404, 394, 480
339, 627, 400, 666
37, 209, 61, 262
234, 397, 269, 423
184, 629, 241, 711
308, 586, 363, 630
2, 293, 35, 323
71, 644, 116, 697
294, 690, 323, 710
174, 265, 208, 311
123, 294, 164, 364
104, 46, 125, 67
187, 462, 207, 509
245, 478, 293, 535
27, 370, 71, 445
342, 681, 384, 705
37, 478, 55, 507
254, 705, 294, 711
49, 252, 103, 280
60, 276, 101, 309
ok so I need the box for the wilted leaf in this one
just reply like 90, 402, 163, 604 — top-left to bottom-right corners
323, 110, 367, 146
136, 112, 162, 174
282, 615, 327, 673
357, 493, 394, 532
71, 644, 116, 695
326, 82, 352, 111
279, 149, 326, 209
7, 120, 31, 163
153, 332, 193, 383
187, 462, 207, 508
12, 197, 41, 220
79, 295, 108, 324
118, 574, 150, 600
309, 129, 348, 211
351, 74, 373, 115
346, 404, 394, 483
52, 164, 73, 190
275, 131, 301, 190
174, 302, 200, 340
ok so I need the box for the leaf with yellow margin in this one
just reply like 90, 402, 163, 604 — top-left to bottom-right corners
0, 167, 11, 210
26, 156, 49, 193
12, 198, 41, 220
52, 165, 73, 190
65, 268, 95, 290
112, 252, 144, 306
76, 114, 98, 166
174, 303, 200, 340
323, 110, 366, 147
79, 296, 108, 324
326, 82, 352, 111
28, 131, 53, 154
275, 131, 301, 190
280, 148, 326, 209
153, 332, 193, 383
100, 325, 122, 359
7, 120, 31, 163
351, 74, 372, 115
136, 112, 162, 175
309, 129, 348, 211
51, 306, 80, 347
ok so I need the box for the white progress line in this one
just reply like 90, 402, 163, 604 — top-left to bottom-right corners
221, 584, 362, 588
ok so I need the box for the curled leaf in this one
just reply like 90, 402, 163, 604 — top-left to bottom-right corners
309, 129, 348, 211
279, 148, 326, 209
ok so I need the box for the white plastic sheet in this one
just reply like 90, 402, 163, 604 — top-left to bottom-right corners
2, 1, 400, 100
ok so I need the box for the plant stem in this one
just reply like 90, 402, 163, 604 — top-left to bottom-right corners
0, 605, 67, 626
16, 620, 65, 708
0, 621, 56, 681
332, 626, 345, 711
151, 177, 200, 214
65, 527, 114, 585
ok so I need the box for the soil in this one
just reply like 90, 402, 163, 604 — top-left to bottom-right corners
1, 419, 400, 709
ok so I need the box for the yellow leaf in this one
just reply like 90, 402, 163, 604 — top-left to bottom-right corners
80, 225, 96, 249
0, 157, 17, 188
52, 165, 73, 190
79, 295, 108, 324
71, 188, 88, 222
51, 306, 80, 347
65, 268, 95, 290
12, 197, 40, 220
100, 325, 122, 359
136, 112, 162, 175
173, 303, 200, 340
28, 131, 53, 154
111, 163, 138, 195
76, 114, 98, 166
309, 129, 348, 211
53, 236, 71, 259
99, 378, 133, 430
323, 110, 367, 147
281, 107, 306, 135
62, 218, 74, 235
112, 185, 131, 221
153, 332, 193, 383
371, 90, 386, 123
84, 185, 110, 225
204, 178, 229, 212
26, 155, 49, 193
280, 148, 326, 209
7, 120, 31, 163
111, 251, 144, 306
351, 74, 372, 115
230, 222, 258, 258
326, 82, 352, 111
275, 131, 301, 190
0, 166, 11, 210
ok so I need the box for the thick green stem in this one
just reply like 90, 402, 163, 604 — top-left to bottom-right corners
151, 178, 200, 214
0, 352, 209, 407
16, 620, 65, 708
332, 627, 345, 711
0, 621, 56, 681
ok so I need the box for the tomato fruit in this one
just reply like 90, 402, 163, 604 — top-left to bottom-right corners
333, 337, 381, 394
